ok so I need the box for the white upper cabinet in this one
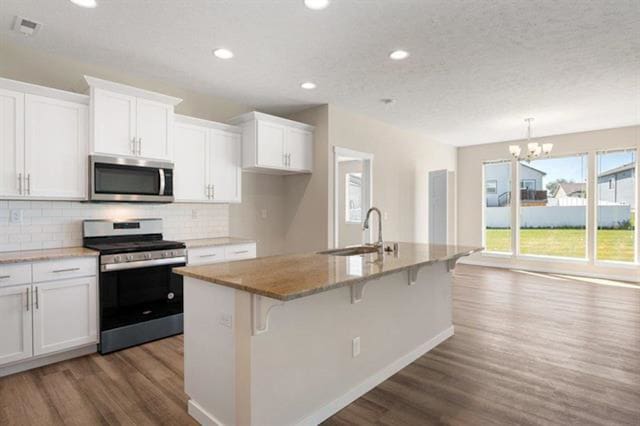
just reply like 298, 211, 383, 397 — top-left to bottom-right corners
0, 88, 24, 198
210, 129, 241, 203
86, 76, 181, 161
0, 78, 89, 200
174, 120, 210, 202
24, 95, 88, 199
229, 111, 314, 174
174, 115, 242, 203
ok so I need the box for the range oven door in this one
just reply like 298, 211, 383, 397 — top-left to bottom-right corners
90, 155, 174, 203
98, 259, 185, 354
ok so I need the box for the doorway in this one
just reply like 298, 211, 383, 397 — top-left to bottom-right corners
333, 147, 373, 248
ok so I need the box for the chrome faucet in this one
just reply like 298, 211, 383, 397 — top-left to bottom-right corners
363, 207, 383, 250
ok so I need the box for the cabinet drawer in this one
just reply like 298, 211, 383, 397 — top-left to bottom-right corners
0, 264, 32, 288
187, 246, 226, 266
32, 257, 97, 283
225, 244, 256, 261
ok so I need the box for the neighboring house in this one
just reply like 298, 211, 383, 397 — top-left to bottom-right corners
598, 162, 635, 207
485, 163, 546, 207
552, 182, 587, 198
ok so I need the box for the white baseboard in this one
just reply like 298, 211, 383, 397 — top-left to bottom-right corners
188, 400, 225, 426
0, 344, 97, 378
295, 325, 455, 426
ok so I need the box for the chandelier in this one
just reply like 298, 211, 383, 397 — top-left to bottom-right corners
509, 118, 553, 162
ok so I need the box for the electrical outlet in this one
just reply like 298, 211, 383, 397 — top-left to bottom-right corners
191, 209, 198, 219
10, 210, 23, 224
260, 209, 268, 219
352, 336, 361, 358
219, 313, 233, 328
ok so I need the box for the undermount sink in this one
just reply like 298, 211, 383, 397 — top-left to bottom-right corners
318, 245, 381, 256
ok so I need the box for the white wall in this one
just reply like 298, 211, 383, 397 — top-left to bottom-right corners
458, 125, 640, 281
0, 41, 287, 256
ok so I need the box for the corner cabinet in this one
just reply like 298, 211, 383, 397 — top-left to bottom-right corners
229, 111, 314, 174
85, 76, 181, 161
0, 79, 89, 200
173, 115, 242, 203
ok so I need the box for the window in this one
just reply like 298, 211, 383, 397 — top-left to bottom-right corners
597, 149, 636, 263
345, 172, 362, 223
521, 179, 536, 190
483, 161, 511, 253
519, 154, 588, 259
485, 180, 498, 194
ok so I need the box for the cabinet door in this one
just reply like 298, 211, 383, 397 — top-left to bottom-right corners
33, 277, 97, 356
286, 128, 313, 171
174, 122, 210, 202
24, 95, 88, 199
0, 285, 32, 366
256, 120, 285, 168
0, 88, 25, 197
210, 130, 241, 203
93, 88, 136, 157
137, 98, 173, 160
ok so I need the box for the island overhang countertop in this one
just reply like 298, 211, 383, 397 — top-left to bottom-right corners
173, 243, 483, 301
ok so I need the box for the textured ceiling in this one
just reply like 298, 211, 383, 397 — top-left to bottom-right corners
1, 0, 638, 146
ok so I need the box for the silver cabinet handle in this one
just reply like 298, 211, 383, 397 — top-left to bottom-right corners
206, 184, 211, 199
199, 254, 217, 258
211, 184, 215, 200
138, 137, 142, 155
234, 250, 249, 254
0, 275, 10, 279
283, 153, 287, 167
35, 286, 39, 310
159, 169, 166, 195
53, 267, 80, 273
17, 173, 22, 195
26, 287, 30, 311
26, 174, 31, 195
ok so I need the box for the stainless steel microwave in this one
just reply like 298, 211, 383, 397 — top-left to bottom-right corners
89, 155, 174, 203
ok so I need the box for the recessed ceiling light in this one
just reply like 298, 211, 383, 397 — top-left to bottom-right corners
301, 82, 317, 90
213, 48, 234, 59
389, 50, 410, 60
304, 0, 330, 10
69, 0, 97, 8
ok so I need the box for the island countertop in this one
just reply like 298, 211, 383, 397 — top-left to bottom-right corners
173, 243, 482, 301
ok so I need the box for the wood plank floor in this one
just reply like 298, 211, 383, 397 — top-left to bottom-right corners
1, 265, 638, 425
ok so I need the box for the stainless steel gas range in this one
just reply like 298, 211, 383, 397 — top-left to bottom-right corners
82, 219, 186, 354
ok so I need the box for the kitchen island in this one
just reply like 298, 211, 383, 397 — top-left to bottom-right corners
173, 243, 481, 426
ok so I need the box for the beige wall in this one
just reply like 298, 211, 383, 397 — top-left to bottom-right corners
328, 105, 457, 246
457, 125, 640, 280
0, 41, 287, 256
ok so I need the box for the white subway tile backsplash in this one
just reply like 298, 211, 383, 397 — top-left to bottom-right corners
0, 201, 230, 252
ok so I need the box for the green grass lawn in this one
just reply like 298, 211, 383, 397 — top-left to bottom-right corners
485, 229, 635, 262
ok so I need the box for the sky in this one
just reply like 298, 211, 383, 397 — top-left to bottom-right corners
526, 150, 635, 186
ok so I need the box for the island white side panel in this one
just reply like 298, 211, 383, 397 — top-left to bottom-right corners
250, 261, 453, 425
184, 277, 237, 426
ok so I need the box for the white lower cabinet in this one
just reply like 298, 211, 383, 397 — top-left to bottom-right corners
0, 285, 32, 365
187, 243, 256, 266
32, 277, 97, 356
0, 258, 98, 369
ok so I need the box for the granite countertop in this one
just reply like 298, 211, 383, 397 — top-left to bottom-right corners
173, 243, 483, 301
0, 247, 99, 265
182, 237, 256, 248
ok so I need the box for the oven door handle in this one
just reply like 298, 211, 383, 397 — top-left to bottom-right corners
159, 169, 166, 196
101, 257, 186, 272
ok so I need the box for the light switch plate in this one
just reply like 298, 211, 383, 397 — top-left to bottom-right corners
219, 313, 233, 328
10, 210, 23, 224
352, 336, 361, 358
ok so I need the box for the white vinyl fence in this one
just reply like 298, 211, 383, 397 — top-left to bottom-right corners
486, 205, 632, 228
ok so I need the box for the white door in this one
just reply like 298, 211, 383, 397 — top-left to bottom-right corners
256, 120, 285, 168
137, 99, 172, 160
0, 88, 25, 197
33, 277, 97, 356
0, 285, 32, 366
286, 128, 313, 171
174, 122, 210, 202
92, 88, 136, 157
210, 130, 241, 203
24, 95, 88, 199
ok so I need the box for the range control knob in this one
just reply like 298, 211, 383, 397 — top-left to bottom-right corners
144, 253, 151, 260
170, 251, 175, 256
163, 252, 170, 258
126, 255, 133, 261
114, 255, 121, 263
